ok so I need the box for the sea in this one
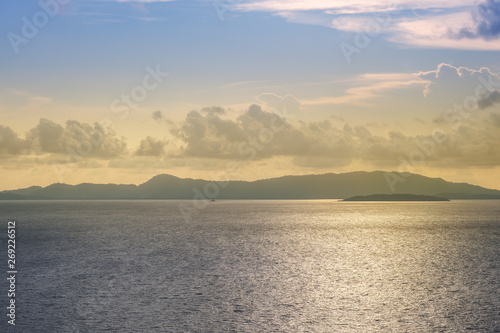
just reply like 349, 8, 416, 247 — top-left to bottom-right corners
0, 200, 499, 332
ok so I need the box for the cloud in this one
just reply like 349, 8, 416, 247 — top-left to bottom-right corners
3, 104, 500, 173
63, 120, 128, 158
235, 1, 472, 13
380, 8, 500, 50
418, 63, 500, 97
200, 106, 226, 115
169, 108, 247, 159
391, 11, 491, 50
455, 0, 500, 40
168, 104, 394, 166
302, 73, 425, 105
222, 80, 274, 89
0, 90, 52, 109
78, 0, 173, 24
0, 126, 28, 155
167, 103, 500, 169
234, 0, 500, 50
135, 136, 167, 156
26, 119, 128, 158
256, 93, 301, 115
478, 90, 500, 109
27, 119, 65, 153
104, 0, 175, 2
352, 117, 500, 168
151, 110, 164, 122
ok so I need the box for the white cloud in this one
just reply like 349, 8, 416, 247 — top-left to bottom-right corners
0, 90, 52, 109
391, 10, 500, 50
256, 93, 301, 115
233, 0, 500, 49
101, 0, 175, 2
418, 63, 500, 97
235, 0, 473, 13
302, 73, 426, 106
296, 64, 500, 107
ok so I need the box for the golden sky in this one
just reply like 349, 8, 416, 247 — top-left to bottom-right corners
1, 0, 500, 190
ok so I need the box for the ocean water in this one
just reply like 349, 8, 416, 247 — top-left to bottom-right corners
1, 200, 499, 332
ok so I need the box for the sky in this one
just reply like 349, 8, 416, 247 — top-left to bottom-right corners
1, 0, 500, 191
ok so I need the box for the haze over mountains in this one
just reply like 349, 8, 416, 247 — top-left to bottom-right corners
1, 171, 500, 200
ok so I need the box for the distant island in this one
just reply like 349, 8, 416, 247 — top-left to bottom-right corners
343, 194, 450, 202
0, 171, 499, 200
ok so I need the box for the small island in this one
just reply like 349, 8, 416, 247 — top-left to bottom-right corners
343, 194, 450, 201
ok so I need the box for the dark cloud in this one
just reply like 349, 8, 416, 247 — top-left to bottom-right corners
170, 108, 246, 158
25, 119, 127, 158
151, 110, 164, 122
27, 118, 64, 153
169, 104, 500, 169
0, 125, 28, 155
478, 90, 500, 109
169, 104, 370, 165
63, 120, 127, 158
3, 108, 500, 171
136, 137, 166, 156
455, 0, 500, 40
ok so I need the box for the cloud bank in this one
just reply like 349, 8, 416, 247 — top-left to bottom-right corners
2, 63, 499, 174
1, 119, 127, 159
166, 104, 500, 168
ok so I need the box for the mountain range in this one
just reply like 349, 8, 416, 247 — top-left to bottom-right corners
1, 171, 500, 200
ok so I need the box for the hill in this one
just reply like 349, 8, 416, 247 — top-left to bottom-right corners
343, 194, 450, 201
1, 171, 499, 200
